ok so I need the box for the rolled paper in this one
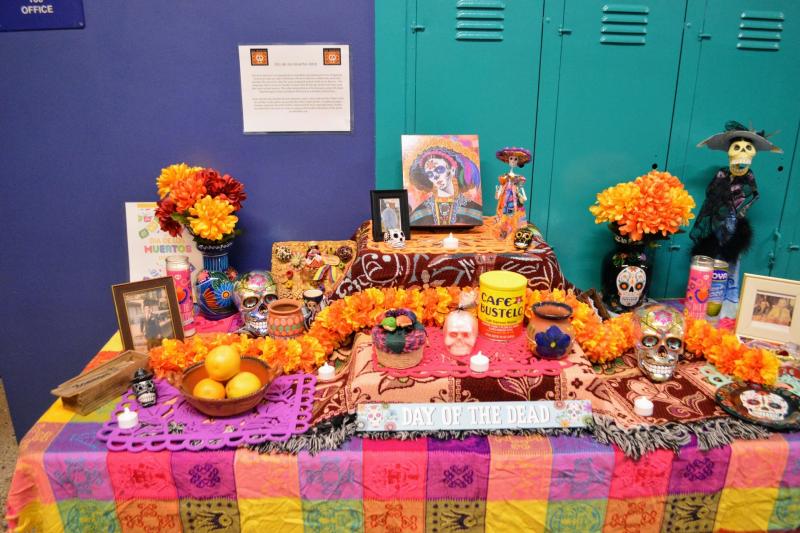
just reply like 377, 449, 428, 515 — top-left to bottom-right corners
634, 396, 654, 417
469, 352, 490, 373
318, 362, 336, 382
443, 232, 459, 250
117, 406, 139, 429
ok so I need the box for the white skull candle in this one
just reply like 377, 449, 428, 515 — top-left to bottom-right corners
444, 310, 478, 356
633, 304, 685, 382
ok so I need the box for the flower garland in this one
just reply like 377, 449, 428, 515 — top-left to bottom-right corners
148, 286, 778, 385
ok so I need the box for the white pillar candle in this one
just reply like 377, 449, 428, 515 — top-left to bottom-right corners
318, 362, 336, 382
443, 232, 459, 250
470, 352, 490, 373
634, 396, 654, 417
117, 406, 138, 429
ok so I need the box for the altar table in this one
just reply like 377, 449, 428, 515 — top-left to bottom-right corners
6, 335, 800, 532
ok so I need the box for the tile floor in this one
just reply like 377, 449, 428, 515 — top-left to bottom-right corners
0, 380, 19, 531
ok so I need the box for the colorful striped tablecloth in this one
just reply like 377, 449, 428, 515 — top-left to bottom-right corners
6, 336, 800, 532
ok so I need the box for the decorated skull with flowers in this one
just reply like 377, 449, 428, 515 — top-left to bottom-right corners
155, 163, 247, 244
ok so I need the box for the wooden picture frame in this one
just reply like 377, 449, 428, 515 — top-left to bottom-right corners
112, 277, 184, 351
370, 189, 411, 242
736, 274, 800, 345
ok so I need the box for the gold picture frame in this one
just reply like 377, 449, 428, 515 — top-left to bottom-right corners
736, 274, 800, 345
112, 277, 184, 352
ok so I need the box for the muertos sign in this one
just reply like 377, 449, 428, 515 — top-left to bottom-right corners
356, 401, 592, 432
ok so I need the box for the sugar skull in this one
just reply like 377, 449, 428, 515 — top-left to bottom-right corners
728, 138, 757, 176
384, 228, 406, 249
443, 310, 479, 356
130, 368, 157, 408
514, 227, 534, 250
633, 304, 684, 382
740, 390, 788, 421
617, 266, 647, 308
233, 270, 278, 337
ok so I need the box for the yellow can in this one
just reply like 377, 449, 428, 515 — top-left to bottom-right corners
478, 270, 527, 341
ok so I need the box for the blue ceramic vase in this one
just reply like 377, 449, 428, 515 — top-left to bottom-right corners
195, 240, 239, 320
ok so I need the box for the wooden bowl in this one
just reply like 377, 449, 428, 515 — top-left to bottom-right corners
180, 357, 280, 417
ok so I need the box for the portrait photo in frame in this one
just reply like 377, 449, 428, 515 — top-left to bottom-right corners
736, 274, 800, 345
112, 277, 184, 352
370, 189, 411, 242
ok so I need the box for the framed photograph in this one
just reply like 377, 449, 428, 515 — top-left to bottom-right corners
112, 277, 184, 352
736, 274, 800, 345
370, 189, 411, 242
401, 134, 483, 228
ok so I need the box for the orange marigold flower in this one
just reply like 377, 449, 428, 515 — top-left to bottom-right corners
188, 196, 238, 241
157, 163, 203, 199
171, 171, 208, 213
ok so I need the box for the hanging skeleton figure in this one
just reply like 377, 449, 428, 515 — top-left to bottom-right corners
690, 121, 782, 263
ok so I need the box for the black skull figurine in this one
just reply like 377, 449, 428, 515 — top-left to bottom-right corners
131, 368, 157, 408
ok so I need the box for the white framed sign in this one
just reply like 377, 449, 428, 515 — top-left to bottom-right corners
238, 44, 352, 133
356, 401, 592, 432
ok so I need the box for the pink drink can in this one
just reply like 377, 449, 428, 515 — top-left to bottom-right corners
166, 255, 195, 336
685, 255, 714, 319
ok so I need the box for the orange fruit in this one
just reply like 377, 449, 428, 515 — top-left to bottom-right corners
192, 378, 226, 400
204, 345, 241, 381
225, 372, 262, 399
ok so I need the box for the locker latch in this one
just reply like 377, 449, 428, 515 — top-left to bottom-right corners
697, 32, 712, 41
411, 23, 425, 33
558, 27, 572, 36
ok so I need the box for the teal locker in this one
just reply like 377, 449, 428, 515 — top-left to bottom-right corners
376, 0, 543, 215
534, 0, 686, 291
664, 0, 800, 295
375, 0, 800, 292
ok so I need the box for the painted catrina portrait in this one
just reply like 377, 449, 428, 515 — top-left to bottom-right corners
402, 135, 483, 227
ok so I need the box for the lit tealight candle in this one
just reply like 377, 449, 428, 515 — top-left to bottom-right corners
634, 396, 654, 417
117, 407, 138, 429
443, 232, 459, 251
470, 352, 490, 373
318, 362, 336, 382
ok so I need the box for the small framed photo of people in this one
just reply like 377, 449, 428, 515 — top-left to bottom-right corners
112, 277, 184, 352
736, 274, 800, 345
370, 189, 411, 242
401, 134, 483, 228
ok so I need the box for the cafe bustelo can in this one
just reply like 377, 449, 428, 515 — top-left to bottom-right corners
478, 270, 527, 341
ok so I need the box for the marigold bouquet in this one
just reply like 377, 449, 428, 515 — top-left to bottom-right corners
155, 163, 247, 244
589, 170, 695, 241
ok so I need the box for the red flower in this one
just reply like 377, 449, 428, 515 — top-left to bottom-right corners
205, 171, 247, 210
155, 198, 182, 237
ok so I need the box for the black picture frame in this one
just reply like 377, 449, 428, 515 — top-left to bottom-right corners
370, 189, 411, 242
112, 276, 184, 352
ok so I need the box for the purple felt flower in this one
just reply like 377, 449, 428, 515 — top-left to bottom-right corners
534, 325, 571, 359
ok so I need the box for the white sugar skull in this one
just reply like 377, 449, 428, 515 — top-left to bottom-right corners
384, 228, 406, 249
740, 390, 788, 421
617, 266, 647, 307
728, 138, 757, 176
633, 304, 684, 382
443, 310, 478, 356
233, 270, 278, 337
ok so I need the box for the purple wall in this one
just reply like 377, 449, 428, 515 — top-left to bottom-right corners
0, 0, 375, 436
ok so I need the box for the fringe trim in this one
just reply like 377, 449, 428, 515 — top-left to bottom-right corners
249, 413, 772, 459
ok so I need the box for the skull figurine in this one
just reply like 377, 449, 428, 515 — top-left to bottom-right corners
514, 227, 534, 250
384, 228, 406, 249
616, 266, 647, 308
233, 270, 278, 337
443, 310, 479, 356
633, 304, 685, 382
740, 390, 788, 421
728, 138, 757, 176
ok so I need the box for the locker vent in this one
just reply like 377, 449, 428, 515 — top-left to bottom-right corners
455, 0, 505, 41
738, 11, 783, 51
600, 4, 648, 45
